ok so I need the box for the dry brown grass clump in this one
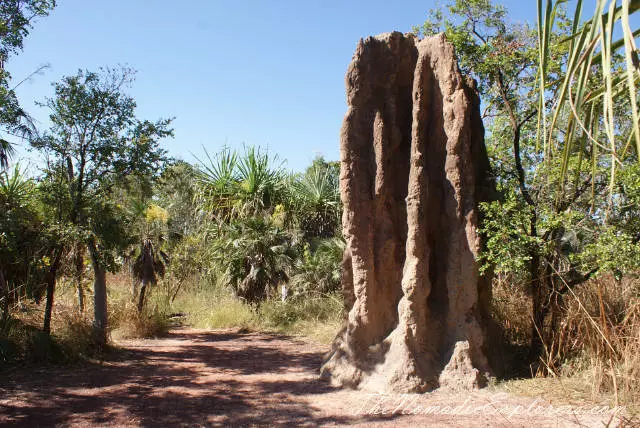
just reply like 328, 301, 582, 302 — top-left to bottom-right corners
0, 300, 99, 364
551, 276, 640, 408
492, 274, 640, 413
110, 301, 170, 340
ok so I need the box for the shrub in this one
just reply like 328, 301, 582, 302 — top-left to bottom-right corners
289, 238, 344, 296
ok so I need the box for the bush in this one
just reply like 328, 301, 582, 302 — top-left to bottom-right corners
289, 238, 344, 296
210, 216, 297, 305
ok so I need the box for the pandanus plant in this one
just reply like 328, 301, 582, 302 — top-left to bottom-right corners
128, 201, 170, 312
131, 238, 169, 312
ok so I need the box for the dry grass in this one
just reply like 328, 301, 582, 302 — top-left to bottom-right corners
258, 294, 343, 344
0, 296, 99, 364
170, 280, 343, 344
492, 274, 640, 414
171, 284, 258, 330
551, 276, 640, 409
110, 302, 170, 340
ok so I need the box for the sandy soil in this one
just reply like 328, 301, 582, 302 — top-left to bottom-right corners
0, 328, 628, 427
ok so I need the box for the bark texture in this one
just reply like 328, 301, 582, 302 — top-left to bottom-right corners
89, 240, 108, 345
321, 32, 494, 393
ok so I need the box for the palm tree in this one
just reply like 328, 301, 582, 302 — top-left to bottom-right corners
128, 201, 169, 313
291, 160, 340, 239
210, 216, 296, 305
195, 145, 288, 221
132, 238, 169, 312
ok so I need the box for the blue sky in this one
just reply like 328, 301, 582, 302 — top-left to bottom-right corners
7, 0, 544, 171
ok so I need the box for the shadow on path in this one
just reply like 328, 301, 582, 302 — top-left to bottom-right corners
0, 329, 382, 426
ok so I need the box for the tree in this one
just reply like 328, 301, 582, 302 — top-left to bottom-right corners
0, 0, 56, 169
0, 164, 45, 325
32, 67, 172, 343
537, 0, 640, 189
414, 0, 639, 364
291, 156, 340, 239
210, 216, 296, 305
155, 160, 199, 242
128, 202, 169, 313
195, 145, 288, 221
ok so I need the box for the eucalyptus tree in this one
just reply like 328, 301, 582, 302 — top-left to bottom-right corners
32, 67, 172, 343
0, 0, 56, 169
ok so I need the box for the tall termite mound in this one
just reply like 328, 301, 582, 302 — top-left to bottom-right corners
321, 32, 494, 393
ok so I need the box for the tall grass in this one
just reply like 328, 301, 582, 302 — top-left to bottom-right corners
170, 278, 343, 344
552, 276, 640, 407
492, 274, 640, 411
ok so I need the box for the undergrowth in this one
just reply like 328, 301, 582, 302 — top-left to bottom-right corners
170, 279, 343, 344
492, 275, 640, 414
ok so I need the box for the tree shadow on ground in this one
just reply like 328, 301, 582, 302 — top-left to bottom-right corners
0, 329, 402, 426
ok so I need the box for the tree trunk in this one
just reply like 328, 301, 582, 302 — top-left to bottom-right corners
131, 279, 139, 302
0, 268, 8, 326
137, 279, 148, 313
74, 244, 85, 312
88, 240, 108, 345
170, 280, 184, 304
529, 253, 555, 366
43, 247, 63, 335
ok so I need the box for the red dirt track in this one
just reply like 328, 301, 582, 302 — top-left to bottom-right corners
0, 328, 625, 427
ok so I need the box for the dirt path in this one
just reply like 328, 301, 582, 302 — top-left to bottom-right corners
0, 328, 626, 427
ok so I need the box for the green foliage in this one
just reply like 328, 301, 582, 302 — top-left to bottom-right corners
479, 191, 539, 276
27, 66, 173, 340
128, 202, 169, 283
290, 156, 341, 239
0, 0, 56, 169
196, 145, 287, 220
0, 165, 50, 301
537, 0, 640, 188
155, 161, 199, 241
290, 238, 344, 295
413, 0, 538, 101
190, 148, 342, 306
32, 66, 173, 268
209, 216, 297, 305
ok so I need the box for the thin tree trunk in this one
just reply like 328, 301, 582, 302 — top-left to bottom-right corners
529, 255, 555, 365
170, 280, 184, 304
43, 247, 63, 335
137, 279, 148, 313
88, 239, 108, 345
77, 284, 85, 313
74, 244, 85, 312
0, 268, 8, 326
131, 279, 139, 302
